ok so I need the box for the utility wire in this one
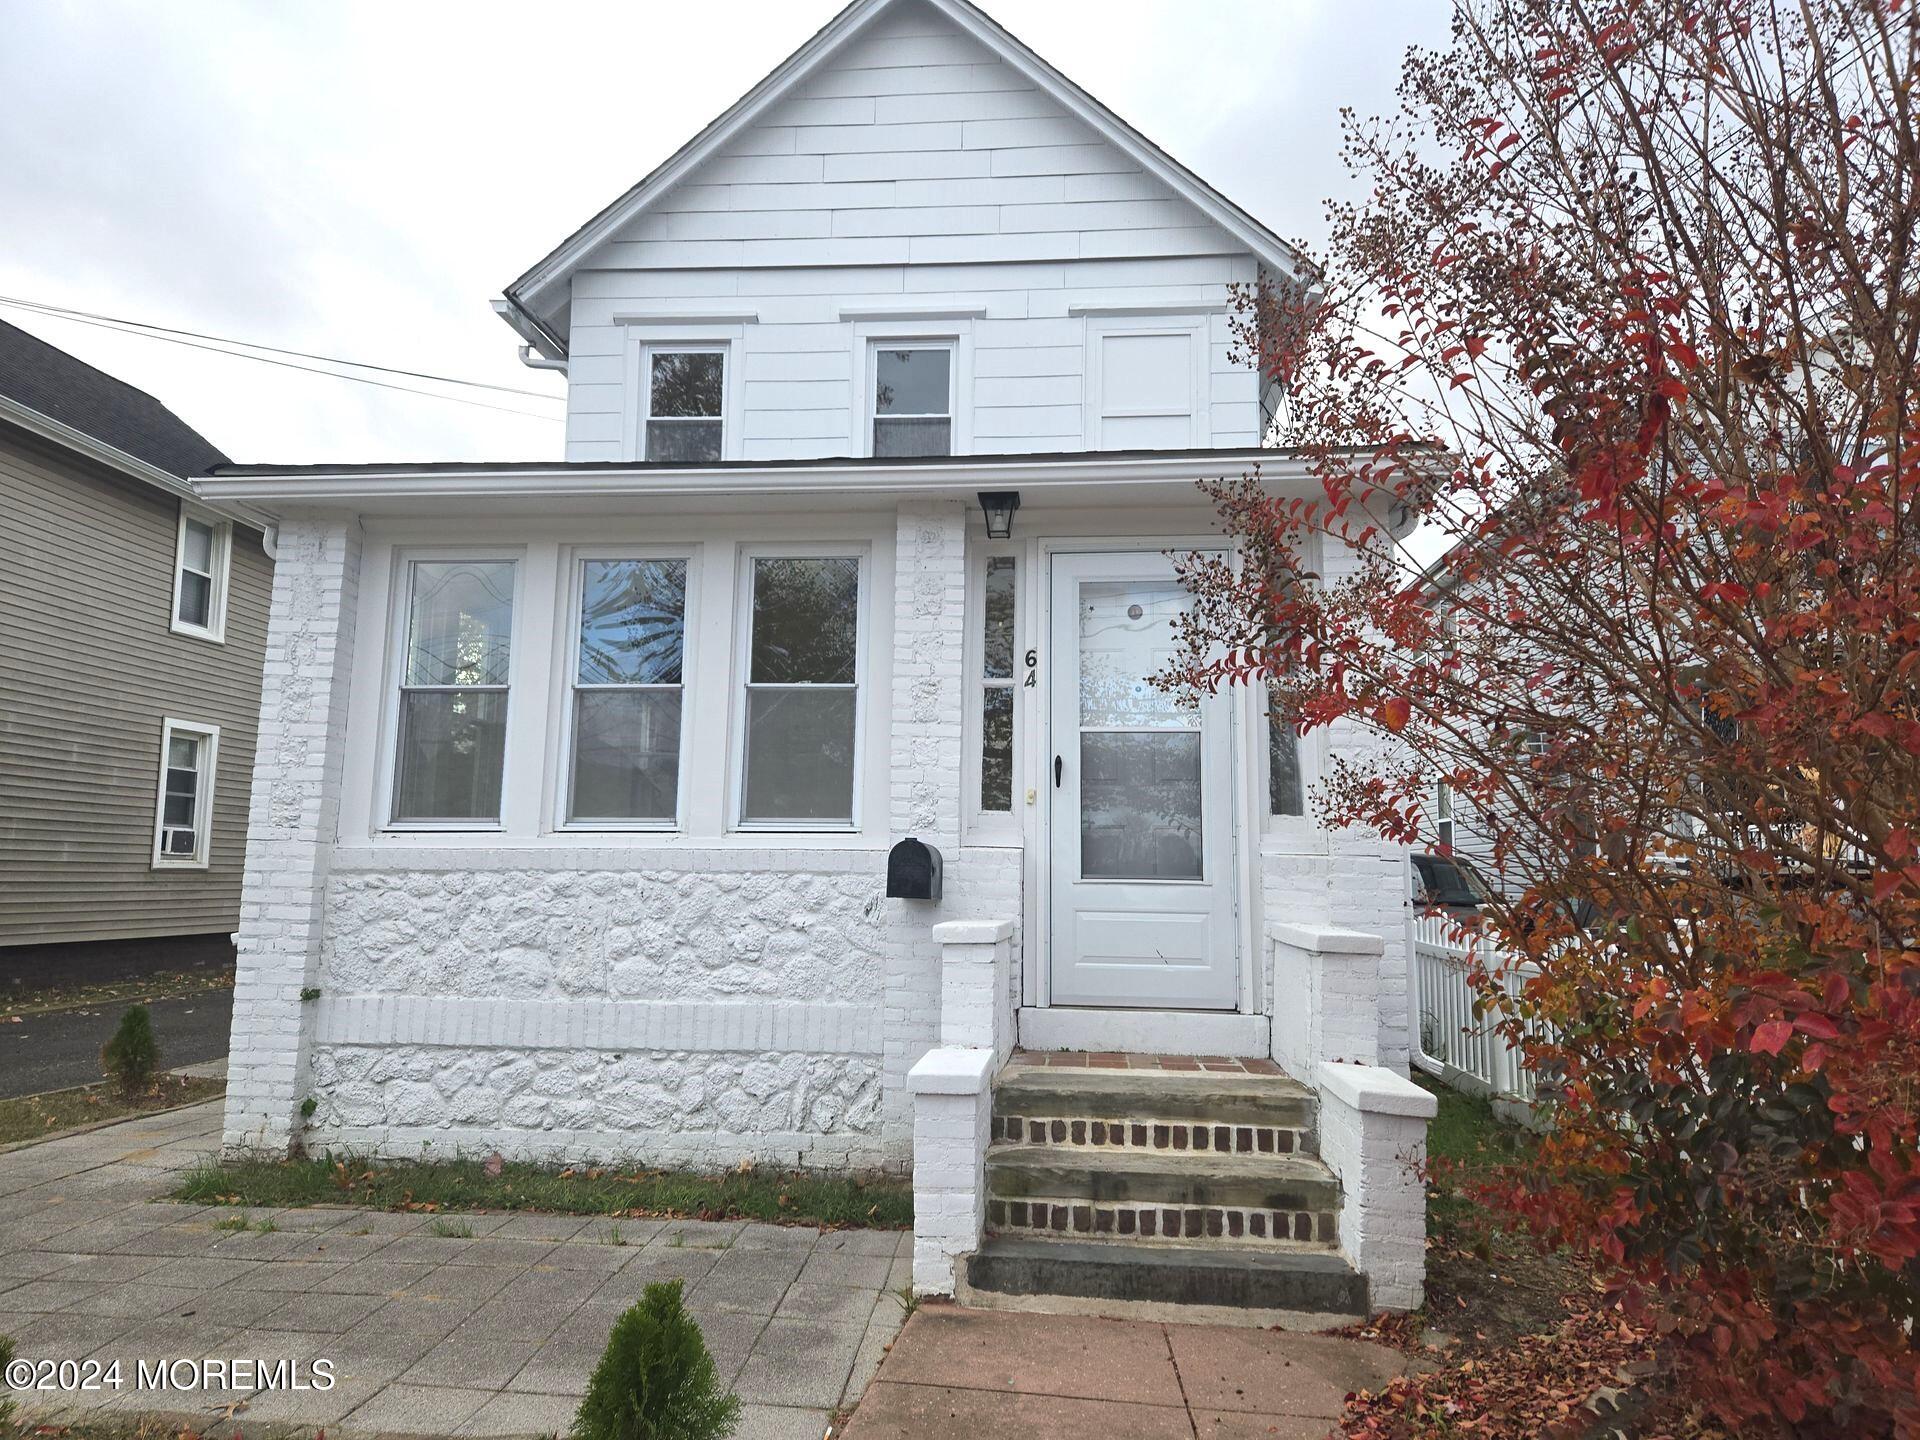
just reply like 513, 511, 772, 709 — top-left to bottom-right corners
0, 294, 564, 421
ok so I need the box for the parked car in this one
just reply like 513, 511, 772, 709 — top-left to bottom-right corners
1411, 853, 1497, 914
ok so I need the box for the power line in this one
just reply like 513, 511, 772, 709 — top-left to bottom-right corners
0, 294, 564, 421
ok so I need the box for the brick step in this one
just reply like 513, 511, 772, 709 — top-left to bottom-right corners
992, 1067, 1318, 1162
985, 1145, 1340, 1247
964, 1234, 1368, 1317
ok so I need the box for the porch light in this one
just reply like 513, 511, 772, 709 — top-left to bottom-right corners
978, 490, 1021, 540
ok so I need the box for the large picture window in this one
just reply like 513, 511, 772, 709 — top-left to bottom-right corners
568, 557, 688, 825
643, 348, 725, 462
740, 555, 861, 826
392, 559, 515, 824
152, 718, 218, 867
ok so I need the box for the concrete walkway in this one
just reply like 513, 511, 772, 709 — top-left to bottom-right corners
840, 1306, 1403, 1439
0, 1100, 909, 1439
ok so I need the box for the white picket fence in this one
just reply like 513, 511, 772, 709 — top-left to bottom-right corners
1409, 911, 1543, 1106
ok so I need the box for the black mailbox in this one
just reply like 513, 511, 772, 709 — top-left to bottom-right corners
886, 837, 943, 901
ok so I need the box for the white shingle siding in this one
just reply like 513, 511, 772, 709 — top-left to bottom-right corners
563, 1, 1259, 462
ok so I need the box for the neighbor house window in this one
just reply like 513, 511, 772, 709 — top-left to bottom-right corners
172, 507, 231, 641
871, 344, 953, 457
979, 556, 1017, 811
643, 348, 725, 462
568, 557, 688, 825
740, 555, 861, 826
152, 719, 218, 867
392, 558, 515, 824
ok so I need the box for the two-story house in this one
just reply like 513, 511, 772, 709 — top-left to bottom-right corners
1, 318, 271, 968
201, 0, 1436, 1316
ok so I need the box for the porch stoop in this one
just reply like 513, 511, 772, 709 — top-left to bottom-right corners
962, 1055, 1370, 1317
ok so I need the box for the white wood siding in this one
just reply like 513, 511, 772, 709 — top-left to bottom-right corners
562, 0, 1262, 461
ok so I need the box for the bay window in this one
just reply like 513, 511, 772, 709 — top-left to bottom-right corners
392, 558, 515, 824
740, 555, 862, 827
568, 557, 688, 825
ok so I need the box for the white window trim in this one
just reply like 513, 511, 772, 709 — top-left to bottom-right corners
170, 505, 232, 643
963, 540, 1026, 845
151, 717, 219, 869
853, 321, 973, 458
621, 328, 746, 463
555, 546, 699, 833
378, 548, 524, 833
1082, 312, 1209, 450
730, 544, 870, 834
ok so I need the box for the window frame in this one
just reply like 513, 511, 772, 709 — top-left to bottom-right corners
853, 322, 971, 458
556, 547, 698, 833
151, 717, 219, 869
621, 330, 744, 464
1083, 313, 1209, 450
380, 548, 524, 833
963, 541, 1025, 845
865, 339, 957, 459
170, 505, 232, 643
730, 544, 870, 834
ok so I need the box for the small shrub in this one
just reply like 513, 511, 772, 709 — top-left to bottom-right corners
572, 1280, 740, 1440
100, 1004, 160, 1096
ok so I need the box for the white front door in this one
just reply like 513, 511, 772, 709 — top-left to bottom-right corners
1047, 550, 1237, 1010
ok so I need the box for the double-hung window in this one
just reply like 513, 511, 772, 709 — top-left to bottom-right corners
568, 556, 688, 826
870, 344, 953, 457
642, 348, 726, 462
740, 555, 862, 827
172, 507, 231, 641
153, 719, 218, 867
392, 558, 515, 824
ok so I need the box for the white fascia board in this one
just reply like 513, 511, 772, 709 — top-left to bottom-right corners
504, 0, 1310, 322
0, 394, 266, 530
194, 449, 1311, 511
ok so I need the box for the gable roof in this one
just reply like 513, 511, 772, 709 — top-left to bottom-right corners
499, 0, 1310, 357
0, 317, 228, 480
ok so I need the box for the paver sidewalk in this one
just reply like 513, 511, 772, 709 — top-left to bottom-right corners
0, 1101, 909, 1439
840, 1306, 1405, 1439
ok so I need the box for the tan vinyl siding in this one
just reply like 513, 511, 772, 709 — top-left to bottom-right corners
0, 428, 270, 945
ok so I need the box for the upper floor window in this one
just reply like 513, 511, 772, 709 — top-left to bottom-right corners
871, 344, 953, 457
152, 718, 218, 868
643, 347, 726, 463
739, 554, 862, 828
392, 558, 515, 825
567, 556, 688, 827
172, 507, 231, 642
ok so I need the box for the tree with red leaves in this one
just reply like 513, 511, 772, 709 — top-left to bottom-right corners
1166, 1, 1920, 1433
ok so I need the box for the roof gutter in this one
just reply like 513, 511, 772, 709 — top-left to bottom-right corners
0, 393, 269, 532
196, 450, 1315, 508
491, 295, 569, 368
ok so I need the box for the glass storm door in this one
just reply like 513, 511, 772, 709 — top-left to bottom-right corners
1048, 551, 1237, 1009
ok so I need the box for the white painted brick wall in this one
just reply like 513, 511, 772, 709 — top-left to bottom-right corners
1317, 1061, 1435, 1312
223, 513, 361, 1156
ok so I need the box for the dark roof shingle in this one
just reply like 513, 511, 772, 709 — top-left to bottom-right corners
0, 317, 227, 478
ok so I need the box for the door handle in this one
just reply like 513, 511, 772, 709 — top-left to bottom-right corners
1054, 755, 1063, 788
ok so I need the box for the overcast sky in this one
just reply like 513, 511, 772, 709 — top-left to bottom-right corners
0, 0, 1449, 466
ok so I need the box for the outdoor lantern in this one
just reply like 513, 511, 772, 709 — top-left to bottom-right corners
978, 490, 1021, 540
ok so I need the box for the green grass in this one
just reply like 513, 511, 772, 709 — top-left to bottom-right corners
1413, 1071, 1535, 1238
0, 1075, 224, 1147
174, 1153, 913, 1229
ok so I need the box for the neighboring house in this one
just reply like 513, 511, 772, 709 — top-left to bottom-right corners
0, 318, 272, 955
202, 0, 1435, 1313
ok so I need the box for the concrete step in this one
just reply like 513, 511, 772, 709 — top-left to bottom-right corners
985, 1144, 1340, 1247
993, 1065, 1316, 1130
965, 1234, 1368, 1317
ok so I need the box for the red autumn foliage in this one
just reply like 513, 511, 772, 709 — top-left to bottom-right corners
1165, 1, 1920, 1434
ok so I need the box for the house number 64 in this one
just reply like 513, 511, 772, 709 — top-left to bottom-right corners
1023, 649, 1038, 687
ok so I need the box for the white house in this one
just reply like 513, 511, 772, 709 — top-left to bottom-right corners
203, 0, 1435, 1314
